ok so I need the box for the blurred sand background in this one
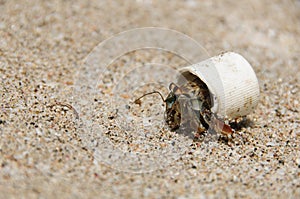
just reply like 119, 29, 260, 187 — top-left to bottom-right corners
0, 0, 300, 198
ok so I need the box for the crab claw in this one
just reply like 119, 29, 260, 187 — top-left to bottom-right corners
211, 117, 234, 139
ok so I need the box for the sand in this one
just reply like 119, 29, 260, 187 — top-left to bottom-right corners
0, 0, 299, 198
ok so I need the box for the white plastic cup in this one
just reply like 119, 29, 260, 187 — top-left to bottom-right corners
179, 52, 260, 119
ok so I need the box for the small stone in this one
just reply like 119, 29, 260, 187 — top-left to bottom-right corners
266, 142, 277, 147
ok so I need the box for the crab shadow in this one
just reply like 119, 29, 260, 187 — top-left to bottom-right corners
229, 117, 254, 131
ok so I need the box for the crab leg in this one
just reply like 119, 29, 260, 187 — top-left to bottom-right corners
200, 108, 233, 138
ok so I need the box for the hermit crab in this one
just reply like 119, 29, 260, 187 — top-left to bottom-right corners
134, 52, 260, 139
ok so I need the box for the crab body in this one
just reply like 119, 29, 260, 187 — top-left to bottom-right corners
164, 78, 233, 137
134, 78, 233, 138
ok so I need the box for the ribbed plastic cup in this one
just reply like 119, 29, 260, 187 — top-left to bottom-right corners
179, 52, 259, 119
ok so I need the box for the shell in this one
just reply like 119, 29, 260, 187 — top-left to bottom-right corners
178, 52, 259, 119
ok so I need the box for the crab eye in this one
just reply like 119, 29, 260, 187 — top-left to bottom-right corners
165, 93, 177, 108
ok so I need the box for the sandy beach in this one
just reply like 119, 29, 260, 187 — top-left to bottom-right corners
0, 0, 299, 198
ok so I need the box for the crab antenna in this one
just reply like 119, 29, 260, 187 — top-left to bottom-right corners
134, 91, 165, 104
